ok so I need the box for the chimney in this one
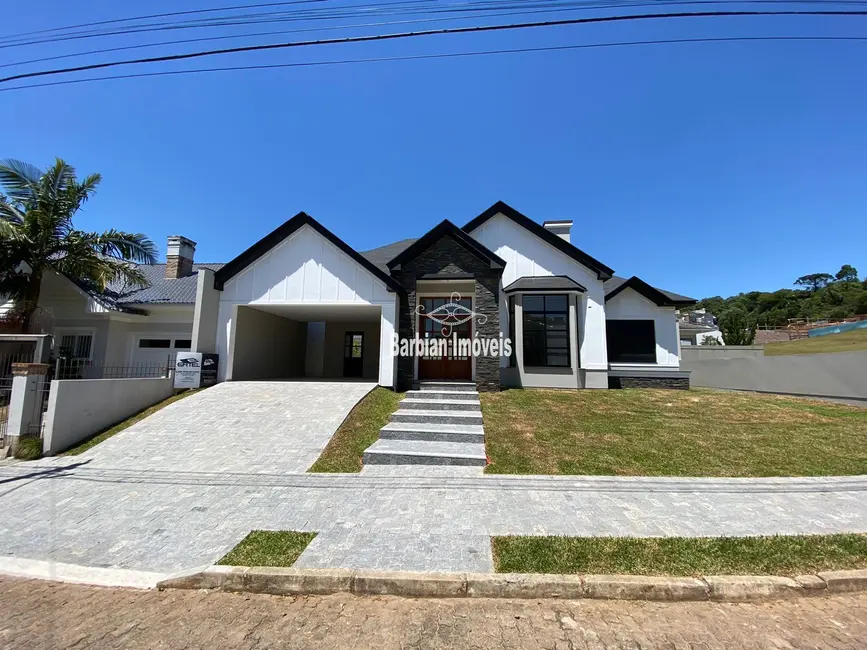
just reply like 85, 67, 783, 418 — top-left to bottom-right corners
165, 235, 196, 279
543, 220, 572, 243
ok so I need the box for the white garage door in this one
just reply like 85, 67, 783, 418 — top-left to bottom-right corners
131, 336, 192, 368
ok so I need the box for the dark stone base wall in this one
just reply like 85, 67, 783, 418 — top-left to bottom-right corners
392, 234, 503, 392
608, 376, 691, 390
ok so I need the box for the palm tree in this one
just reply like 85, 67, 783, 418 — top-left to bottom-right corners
0, 158, 157, 332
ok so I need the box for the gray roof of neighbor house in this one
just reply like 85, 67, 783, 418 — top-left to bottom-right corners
76, 264, 226, 311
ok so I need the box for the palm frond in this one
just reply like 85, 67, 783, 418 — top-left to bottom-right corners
46, 158, 77, 200
0, 196, 25, 228
0, 159, 43, 203
90, 230, 158, 265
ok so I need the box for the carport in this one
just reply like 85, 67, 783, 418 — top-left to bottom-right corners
226, 303, 384, 382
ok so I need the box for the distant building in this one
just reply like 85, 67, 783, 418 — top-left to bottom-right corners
678, 309, 724, 346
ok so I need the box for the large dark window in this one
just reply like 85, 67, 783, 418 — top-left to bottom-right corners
606, 320, 656, 363
522, 294, 570, 367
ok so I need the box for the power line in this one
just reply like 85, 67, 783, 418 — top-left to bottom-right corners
3, 10, 866, 85
1, 35, 863, 93
4, 0, 845, 69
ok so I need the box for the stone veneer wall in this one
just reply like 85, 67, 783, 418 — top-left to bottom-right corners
608, 375, 690, 390
391, 234, 503, 392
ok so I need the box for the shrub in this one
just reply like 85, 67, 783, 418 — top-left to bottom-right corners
720, 309, 757, 345
13, 436, 42, 460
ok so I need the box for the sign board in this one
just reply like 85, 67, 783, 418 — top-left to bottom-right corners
200, 353, 219, 387
174, 352, 202, 389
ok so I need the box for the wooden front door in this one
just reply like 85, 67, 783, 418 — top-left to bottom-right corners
417, 297, 473, 380
343, 331, 364, 378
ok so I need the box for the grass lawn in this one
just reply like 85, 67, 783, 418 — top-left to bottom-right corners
308, 387, 403, 473
764, 327, 867, 356
481, 388, 867, 476
492, 534, 867, 576
217, 531, 316, 567
61, 389, 200, 456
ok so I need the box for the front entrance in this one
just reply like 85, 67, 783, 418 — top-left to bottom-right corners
343, 331, 364, 377
417, 297, 473, 380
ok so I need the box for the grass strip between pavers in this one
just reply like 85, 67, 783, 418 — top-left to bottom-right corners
492, 534, 867, 577
217, 531, 317, 567
308, 387, 404, 473
61, 389, 201, 456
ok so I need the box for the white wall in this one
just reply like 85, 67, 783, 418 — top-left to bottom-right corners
42, 377, 174, 455
229, 307, 307, 380
696, 329, 724, 346
467, 213, 609, 371
605, 287, 679, 368
216, 224, 397, 386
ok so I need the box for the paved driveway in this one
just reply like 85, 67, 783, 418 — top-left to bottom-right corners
76, 381, 377, 474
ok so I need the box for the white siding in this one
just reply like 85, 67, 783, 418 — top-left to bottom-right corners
605, 287, 680, 367
468, 213, 609, 370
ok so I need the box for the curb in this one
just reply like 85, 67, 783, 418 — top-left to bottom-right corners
157, 566, 867, 602
0, 557, 169, 589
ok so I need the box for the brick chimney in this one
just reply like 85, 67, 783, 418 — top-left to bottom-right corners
543, 220, 572, 243
165, 235, 196, 279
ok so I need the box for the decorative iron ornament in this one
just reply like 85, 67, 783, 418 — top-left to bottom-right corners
415, 292, 488, 336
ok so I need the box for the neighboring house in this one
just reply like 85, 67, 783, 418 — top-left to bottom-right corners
678, 309, 724, 346
189, 201, 696, 390
1, 236, 221, 369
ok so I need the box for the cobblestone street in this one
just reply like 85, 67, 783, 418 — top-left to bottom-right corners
1, 577, 866, 649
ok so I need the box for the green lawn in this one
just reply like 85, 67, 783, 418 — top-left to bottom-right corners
481, 388, 867, 476
492, 534, 867, 576
217, 531, 316, 567
61, 389, 200, 456
308, 387, 403, 473
764, 327, 867, 356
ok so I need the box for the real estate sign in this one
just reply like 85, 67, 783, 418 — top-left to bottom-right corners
200, 353, 219, 387
174, 352, 202, 389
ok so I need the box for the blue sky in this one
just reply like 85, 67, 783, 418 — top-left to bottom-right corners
2, 0, 865, 299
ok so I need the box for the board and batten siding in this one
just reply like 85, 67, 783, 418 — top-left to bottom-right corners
216, 224, 398, 386
605, 287, 679, 367
467, 213, 609, 371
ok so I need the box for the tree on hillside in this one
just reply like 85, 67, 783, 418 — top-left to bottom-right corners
0, 158, 157, 331
794, 273, 835, 292
835, 264, 859, 283
719, 309, 757, 345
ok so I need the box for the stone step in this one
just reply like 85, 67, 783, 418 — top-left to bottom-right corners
400, 398, 481, 412
380, 422, 485, 444
416, 381, 477, 393
363, 439, 487, 466
391, 409, 484, 426
406, 389, 479, 401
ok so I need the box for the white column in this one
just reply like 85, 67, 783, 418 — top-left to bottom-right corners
7, 363, 50, 440
378, 298, 398, 389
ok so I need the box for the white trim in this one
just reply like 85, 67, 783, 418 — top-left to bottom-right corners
53, 327, 97, 361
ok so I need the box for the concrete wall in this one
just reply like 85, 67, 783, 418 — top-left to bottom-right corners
229, 307, 307, 380
323, 321, 381, 379
192, 268, 220, 353
42, 377, 174, 455
681, 349, 867, 402
681, 346, 764, 361
305, 322, 326, 378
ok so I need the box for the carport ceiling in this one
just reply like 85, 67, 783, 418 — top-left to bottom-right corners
245, 304, 382, 322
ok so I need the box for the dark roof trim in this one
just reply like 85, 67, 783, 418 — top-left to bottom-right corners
386, 219, 507, 271
605, 276, 696, 307
214, 212, 404, 293
462, 201, 614, 280
504, 275, 587, 293
419, 273, 476, 280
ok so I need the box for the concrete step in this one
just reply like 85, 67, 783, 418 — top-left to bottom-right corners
400, 398, 481, 412
380, 422, 485, 444
406, 389, 479, 401
363, 439, 487, 466
416, 381, 476, 393
391, 409, 484, 426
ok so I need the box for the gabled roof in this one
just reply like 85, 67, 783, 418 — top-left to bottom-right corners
504, 275, 587, 293
462, 201, 615, 280
386, 219, 506, 271
604, 275, 695, 307
213, 212, 404, 293
360, 238, 417, 274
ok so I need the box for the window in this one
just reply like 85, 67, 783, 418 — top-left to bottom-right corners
344, 333, 363, 359
174, 339, 192, 350
522, 294, 570, 367
607, 320, 656, 363
139, 339, 171, 349
508, 296, 516, 367
59, 334, 93, 360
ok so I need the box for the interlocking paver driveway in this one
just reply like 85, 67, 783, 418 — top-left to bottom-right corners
74, 381, 377, 473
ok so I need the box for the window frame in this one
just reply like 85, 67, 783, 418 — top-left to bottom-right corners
54, 328, 96, 361
521, 293, 571, 369
606, 319, 657, 364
